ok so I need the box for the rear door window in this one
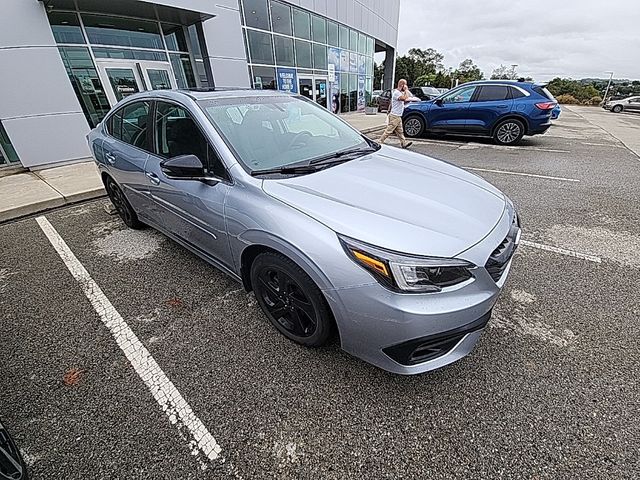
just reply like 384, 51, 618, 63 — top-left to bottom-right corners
474, 85, 510, 102
107, 101, 151, 151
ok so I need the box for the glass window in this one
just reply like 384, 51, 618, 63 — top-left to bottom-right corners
340, 76, 349, 113
327, 21, 338, 47
92, 47, 167, 62
109, 101, 150, 150
349, 74, 358, 111
367, 37, 374, 56
242, 0, 270, 30
350, 29, 358, 52
162, 24, 188, 52
0, 121, 20, 166
442, 86, 476, 103
366, 57, 373, 76
510, 87, 526, 99
251, 66, 276, 89
82, 14, 163, 50
169, 53, 197, 89
198, 96, 367, 172
311, 15, 326, 44
295, 39, 312, 69
48, 11, 85, 44
358, 33, 366, 54
274, 36, 294, 66
147, 69, 172, 90
312, 43, 327, 70
339, 25, 349, 49
58, 46, 110, 128
270, 1, 292, 35
292, 8, 311, 40
105, 68, 140, 101
475, 85, 510, 102
246, 30, 274, 65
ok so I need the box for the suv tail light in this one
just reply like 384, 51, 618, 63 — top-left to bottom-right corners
535, 102, 556, 110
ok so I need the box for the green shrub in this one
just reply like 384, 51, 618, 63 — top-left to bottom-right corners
589, 96, 603, 105
556, 94, 580, 104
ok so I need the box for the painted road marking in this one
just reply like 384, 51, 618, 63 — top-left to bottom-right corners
35, 216, 222, 466
520, 239, 602, 263
463, 167, 580, 183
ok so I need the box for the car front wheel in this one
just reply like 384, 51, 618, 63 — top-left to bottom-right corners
493, 119, 525, 146
612, 105, 623, 113
251, 252, 333, 347
403, 115, 425, 137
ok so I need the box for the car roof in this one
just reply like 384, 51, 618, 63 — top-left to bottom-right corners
124, 88, 294, 102
460, 80, 542, 87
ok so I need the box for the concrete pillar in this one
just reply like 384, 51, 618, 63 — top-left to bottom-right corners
383, 45, 396, 90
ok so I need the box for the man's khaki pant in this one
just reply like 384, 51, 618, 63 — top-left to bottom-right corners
379, 114, 407, 146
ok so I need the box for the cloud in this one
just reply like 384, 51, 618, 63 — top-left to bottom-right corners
396, 0, 640, 81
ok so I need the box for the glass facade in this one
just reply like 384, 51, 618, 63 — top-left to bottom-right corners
240, 0, 374, 113
0, 121, 20, 167
47, 10, 198, 125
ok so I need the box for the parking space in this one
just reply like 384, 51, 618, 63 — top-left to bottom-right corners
1, 108, 639, 479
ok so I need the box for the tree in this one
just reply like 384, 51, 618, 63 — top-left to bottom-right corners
490, 64, 518, 80
373, 61, 385, 89
454, 59, 484, 84
546, 77, 600, 102
394, 48, 444, 86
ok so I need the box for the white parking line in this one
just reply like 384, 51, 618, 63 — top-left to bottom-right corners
520, 239, 602, 263
463, 167, 580, 182
35, 216, 222, 466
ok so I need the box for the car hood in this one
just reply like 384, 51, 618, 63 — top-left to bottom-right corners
262, 147, 506, 258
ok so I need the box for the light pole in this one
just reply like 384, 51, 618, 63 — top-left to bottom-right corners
602, 71, 614, 104
510, 64, 518, 80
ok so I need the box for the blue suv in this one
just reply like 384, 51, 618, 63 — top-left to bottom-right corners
402, 81, 558, 145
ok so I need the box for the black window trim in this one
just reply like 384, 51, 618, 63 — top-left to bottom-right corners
103, 99, 154, 154
472, 85, 511, 103
149, 98, 233, 184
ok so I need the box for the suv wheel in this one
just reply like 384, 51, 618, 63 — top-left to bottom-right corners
612, 104, 623, 113
251, 252, 333, 347
106, 177, 144, 229
493, 119, 525, 146
404, 115, 425, 137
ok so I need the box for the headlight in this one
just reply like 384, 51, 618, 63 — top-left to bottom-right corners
339, 235, 475, 293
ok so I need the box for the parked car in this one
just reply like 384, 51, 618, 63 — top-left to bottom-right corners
409, 86, 442, 101
377, 89, 391, 112
88, 89, 520, 375
0, 420, 29, 480
603, 95, 640, 113
372, 89, 383, 102
402, 80, 558, 145
551, 104, 562, 120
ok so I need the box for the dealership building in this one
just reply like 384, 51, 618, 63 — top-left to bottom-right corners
0, 0, 400, 170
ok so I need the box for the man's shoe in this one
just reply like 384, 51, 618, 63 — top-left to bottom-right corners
402, 142, 413, 149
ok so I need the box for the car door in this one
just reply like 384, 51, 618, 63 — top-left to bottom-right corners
627, 97, 640, 112
144, 100, 234, 269
466, 85, 514, 133
101, 100, 153, 213
428, 85, 476, 131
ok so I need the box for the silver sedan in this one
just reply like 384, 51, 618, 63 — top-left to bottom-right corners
87, 89, 520, 375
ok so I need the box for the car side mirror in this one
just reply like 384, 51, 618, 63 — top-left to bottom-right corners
435, 98, 444, 106
161, 154, 213, 181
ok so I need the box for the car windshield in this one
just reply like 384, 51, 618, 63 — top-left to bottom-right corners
198, 95, 367, 172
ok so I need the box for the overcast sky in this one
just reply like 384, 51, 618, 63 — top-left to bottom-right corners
395, 0, 640, 81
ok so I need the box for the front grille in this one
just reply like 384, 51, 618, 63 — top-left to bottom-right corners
485, 215, 520, 282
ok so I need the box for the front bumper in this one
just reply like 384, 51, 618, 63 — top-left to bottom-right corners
603, 104, 613, 111
324, 206, 519, 375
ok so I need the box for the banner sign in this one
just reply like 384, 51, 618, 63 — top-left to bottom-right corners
276, 67, 298, 94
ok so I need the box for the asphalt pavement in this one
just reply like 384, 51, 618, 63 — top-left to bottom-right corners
1, 108, 639, 479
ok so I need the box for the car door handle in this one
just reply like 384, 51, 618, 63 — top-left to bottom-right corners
497, 104, 508, 108
105, 152, 116, 164
145, 172, 160, 185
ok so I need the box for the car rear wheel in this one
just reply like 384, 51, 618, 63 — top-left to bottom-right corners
404, 115, 425, 137
493, 119, 525, 146
106, 177, 144, 229
612, 105, 623, 113
250, 252, 333, 347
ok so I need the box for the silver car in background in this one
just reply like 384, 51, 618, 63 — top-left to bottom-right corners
87, 89, 520, 375
603, 95, 640, 113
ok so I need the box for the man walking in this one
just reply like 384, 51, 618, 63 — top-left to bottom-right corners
379, 78, 414, 149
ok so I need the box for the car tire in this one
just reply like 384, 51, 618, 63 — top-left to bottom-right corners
612, 105, 623, 113
493, 119, 525, 146
250, 252, 333, 347
403, 115, 425, 138
105, 177, 144, 229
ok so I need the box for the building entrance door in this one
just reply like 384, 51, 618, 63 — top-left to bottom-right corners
298, 75, 328, 109
97, 60, 177, 106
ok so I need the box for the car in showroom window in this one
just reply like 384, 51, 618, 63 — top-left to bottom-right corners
88, 89, 520, 375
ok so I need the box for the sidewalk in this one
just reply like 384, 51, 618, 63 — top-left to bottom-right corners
0, 113, 386, 223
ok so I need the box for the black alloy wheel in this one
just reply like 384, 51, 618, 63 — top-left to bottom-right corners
251, 252, 333, 347
106, 177, 143, 229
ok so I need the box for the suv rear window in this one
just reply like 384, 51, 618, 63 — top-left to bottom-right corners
533, 86, 555, 100
474, 85, 510, 102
